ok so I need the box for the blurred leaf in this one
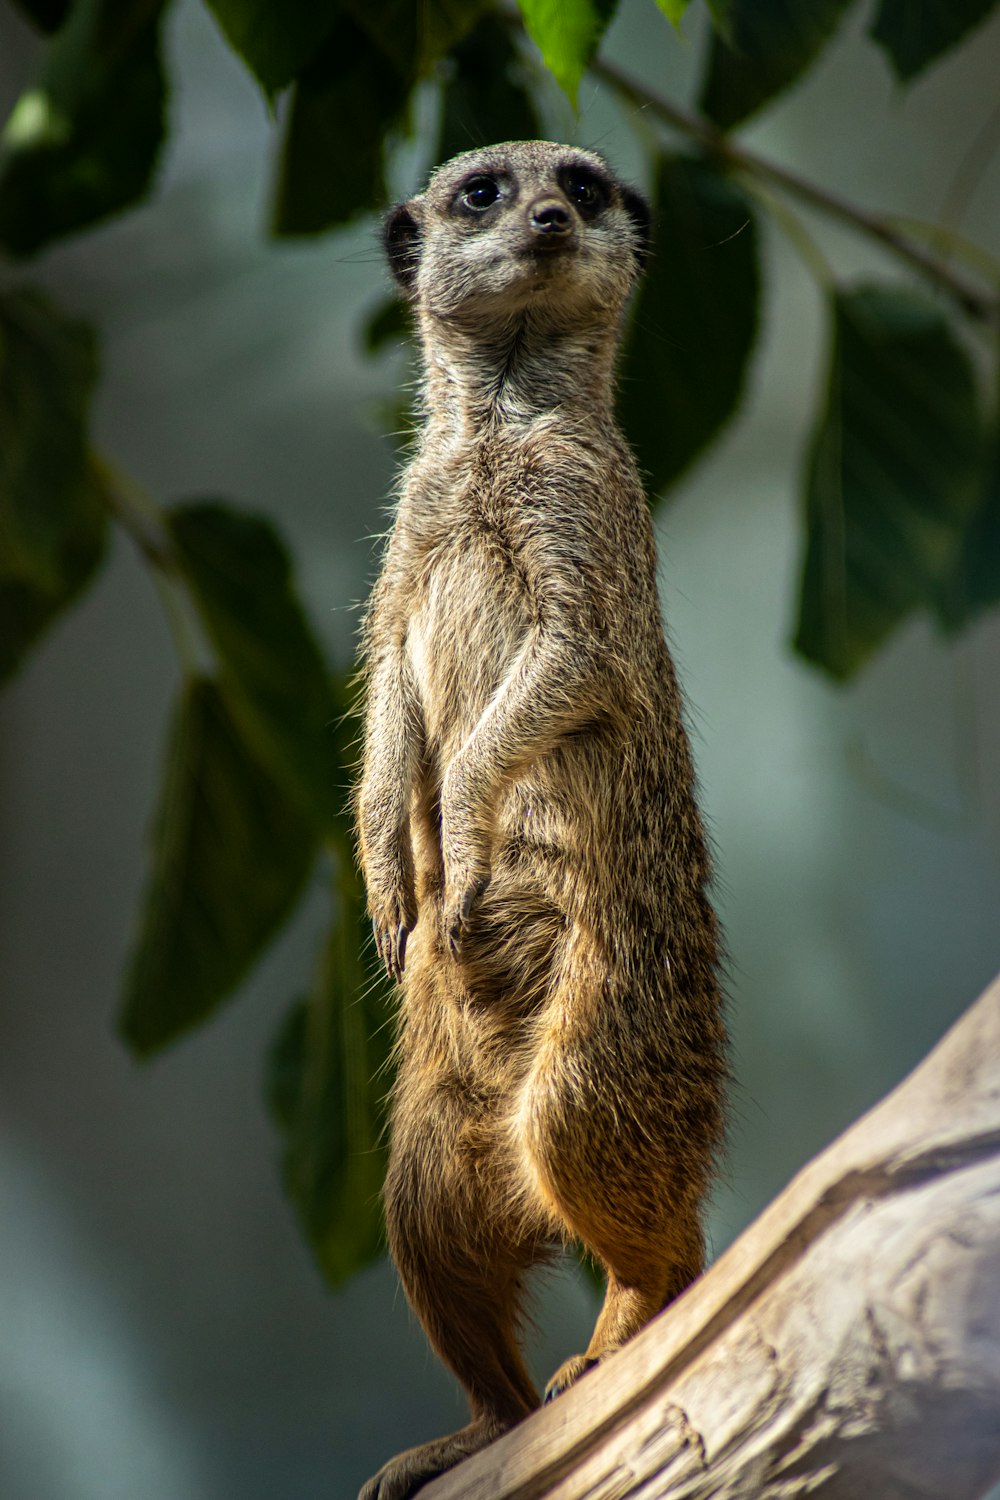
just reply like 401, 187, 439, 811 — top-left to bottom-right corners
343, 0, 485, 77
870, 0, 1000, 81
704, 0, 733, 39
202, 0, 341, 97
119, 677, 316, 1055
267, 875, 394, 1286
167, 500, 347, 838
0, 289, 109, 683
517, 0, 618, 104
0, 462, 109, 685
369, 393, 420, 454
936, 429, 1000, 629
620, 155, 759, 497
8, 0, 71, 32
0, 288, 98, 588
0, 0, 167, 257
436, 12, 543, 164
699, 0, 857, 130
362, 297, 413, 355
794, 286, 985, 680
271, 16, 412, 236
652, 0, 691, 24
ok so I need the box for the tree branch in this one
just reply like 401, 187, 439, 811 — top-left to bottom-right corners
590, 55, 1000, 331
422, 972, 1000, 1498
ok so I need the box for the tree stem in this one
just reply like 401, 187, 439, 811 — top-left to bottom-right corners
590, 55, 1000, 329
93, 454, 205, 675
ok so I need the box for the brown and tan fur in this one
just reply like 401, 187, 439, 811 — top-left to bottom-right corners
356, 141, 727, 1500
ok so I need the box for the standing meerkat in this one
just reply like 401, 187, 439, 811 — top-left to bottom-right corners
356, 139, 727, 1500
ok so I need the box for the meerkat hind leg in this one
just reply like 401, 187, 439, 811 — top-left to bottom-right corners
360, 1074, 542, 1499
544, 1206, 705, 1403
544, 1269, 668, 1402
358, 1415, 511, 1500
357, 1249, 540, 1499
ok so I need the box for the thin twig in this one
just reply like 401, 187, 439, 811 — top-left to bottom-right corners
590, 55, 1000, 329
94, 452, 176, 572
93, 453, 205, 673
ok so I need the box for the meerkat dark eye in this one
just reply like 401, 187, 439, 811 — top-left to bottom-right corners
561, 167, 608, 219
460, 176, 501, 212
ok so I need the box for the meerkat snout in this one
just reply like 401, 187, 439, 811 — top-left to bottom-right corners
527, 197, 574, 243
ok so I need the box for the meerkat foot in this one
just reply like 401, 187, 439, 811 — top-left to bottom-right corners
543, 1353, 601, 1403
358, 1417, 509, 1500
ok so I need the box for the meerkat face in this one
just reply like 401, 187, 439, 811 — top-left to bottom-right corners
383, 141, 650, 327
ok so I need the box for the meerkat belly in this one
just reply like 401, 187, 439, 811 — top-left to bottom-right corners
406, 540, 532, 757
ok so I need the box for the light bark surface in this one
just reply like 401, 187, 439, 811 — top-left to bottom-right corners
421, 973, 1000, 1500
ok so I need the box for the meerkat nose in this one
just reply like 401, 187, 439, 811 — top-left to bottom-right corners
527, 198, 573, 239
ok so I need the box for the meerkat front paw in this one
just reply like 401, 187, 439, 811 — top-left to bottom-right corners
367, 870, 417, 982
442, 870, 490, 958
362, 830, 417, 981
372, 909, 412, 982
440, 775, 493, 958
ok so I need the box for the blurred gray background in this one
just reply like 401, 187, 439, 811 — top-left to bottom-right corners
1, 2, 999, 1496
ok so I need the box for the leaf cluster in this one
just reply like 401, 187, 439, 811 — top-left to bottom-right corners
2, 0, 999, 1285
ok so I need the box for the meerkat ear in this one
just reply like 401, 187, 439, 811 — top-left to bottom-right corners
620, 185, 652, 267
384, 199, 423, 293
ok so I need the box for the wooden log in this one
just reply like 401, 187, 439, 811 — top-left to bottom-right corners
423, 973, 1000, 1500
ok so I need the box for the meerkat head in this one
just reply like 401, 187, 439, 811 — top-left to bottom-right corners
383, 140, 650, 329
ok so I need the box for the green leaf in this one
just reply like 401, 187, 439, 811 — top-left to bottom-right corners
166, 500, 346, 839
271, 16, 412, 236
0, 289, 109, 683
936, 430, 1000, 629
119, 677, 316, 1055
652, 0, 691, 25
870, 0, 1000, 82
1, 288, 98, 589
699, 0, 857, 130
266, 877, 394, 1285
0, 461, 109, 685
202, 0, 341, 97
8, 0, 71, 32
704, 0, 733, 38
0, 0, 168, 257
436, 13, 543, 165
361, 297, 413, 355
343, 0, 486, 78
620, 155, 759, 497
793, 286, 985, 680
517, 0, 619, 104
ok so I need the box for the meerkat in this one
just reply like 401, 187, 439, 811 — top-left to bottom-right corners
356, 140, 727, 1500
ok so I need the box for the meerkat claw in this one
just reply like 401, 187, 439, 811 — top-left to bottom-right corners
445, 916, 463, 961
394, 923, 409, 976
445, 878, 487, 959
373, 918, 410, 981
543, 1355, 600, 1403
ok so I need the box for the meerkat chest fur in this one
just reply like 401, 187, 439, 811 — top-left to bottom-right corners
400, 409, 656, 764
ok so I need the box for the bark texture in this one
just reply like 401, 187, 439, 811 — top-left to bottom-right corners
421, 973, 1000, 1500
